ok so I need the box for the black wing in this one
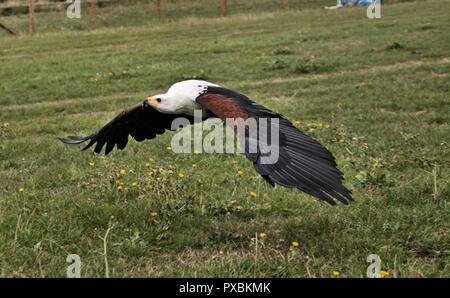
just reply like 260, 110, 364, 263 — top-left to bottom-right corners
59, 100, 193, 155
196, 86, 353, 205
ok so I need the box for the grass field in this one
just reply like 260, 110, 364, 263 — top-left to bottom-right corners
0, 0, 449, 277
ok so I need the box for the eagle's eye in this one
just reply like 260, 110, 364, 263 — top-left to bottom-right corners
156, 98, 162, 103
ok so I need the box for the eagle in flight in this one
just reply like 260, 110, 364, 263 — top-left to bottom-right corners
60, 80, 352, 205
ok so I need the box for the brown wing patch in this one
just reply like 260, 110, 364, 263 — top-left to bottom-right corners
196, 93, 249, 119
196, 86, 352, 205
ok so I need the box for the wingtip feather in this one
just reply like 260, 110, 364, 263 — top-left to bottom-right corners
59, 135, 92, 145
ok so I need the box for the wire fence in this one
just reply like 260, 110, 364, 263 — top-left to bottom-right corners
0, 0, 401, 35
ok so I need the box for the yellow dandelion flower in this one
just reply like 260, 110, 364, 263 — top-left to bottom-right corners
88, 161, 94, 167
380, 271, 389, 278
149, 211, 158, 217
145, 162, 151, 168
192, 163, 197, 168
117, 185, 123, 190
332, 271, 340, 277
18, 187, 25, 193
237, 170, 244, 177
250, 191, 257, 198
3, 122, 10, 128
131, 181, 138, 187
120, 169, 126, 176
291, 241, 300, 248
223, 207, 229, 213
147, 171, 154, 177
178, 172, 185, 178
166, 146, 172, 151
233, 160, 238, 165
219, 250, 224, 255
325, 124, 331, 128
259, 232, 267, 239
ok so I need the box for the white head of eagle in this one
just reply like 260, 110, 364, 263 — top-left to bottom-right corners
147, 80, 219, 115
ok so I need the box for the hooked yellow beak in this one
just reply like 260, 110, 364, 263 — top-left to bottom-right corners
147, 97, 161, 107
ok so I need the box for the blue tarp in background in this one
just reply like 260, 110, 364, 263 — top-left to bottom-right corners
339, 0, 375, 6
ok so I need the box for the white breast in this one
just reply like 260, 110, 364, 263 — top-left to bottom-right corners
166, 80, 220, 116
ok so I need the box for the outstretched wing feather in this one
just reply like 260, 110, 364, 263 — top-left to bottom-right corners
59, 101, 193, 155
196, 86, 352, 205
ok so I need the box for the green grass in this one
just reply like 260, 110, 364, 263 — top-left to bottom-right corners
0, 0, 449, 277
